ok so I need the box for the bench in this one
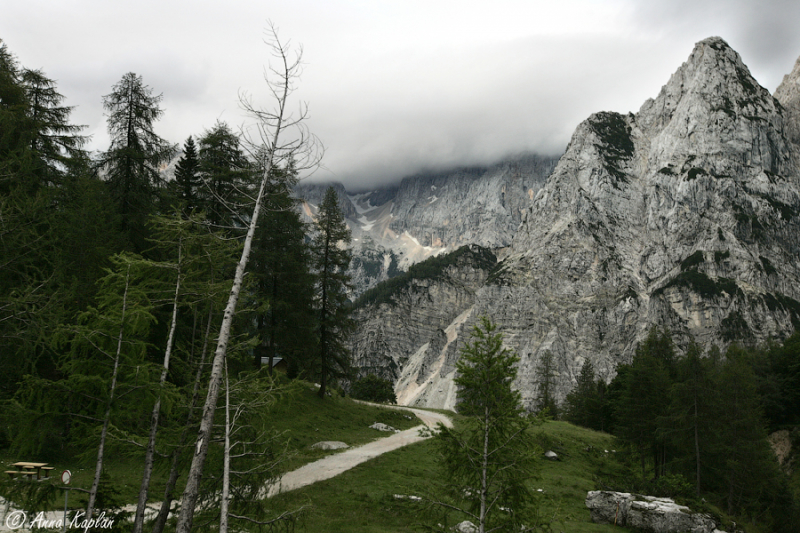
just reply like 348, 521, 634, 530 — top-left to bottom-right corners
40, 466, 55, 478
5, 470, 38, 479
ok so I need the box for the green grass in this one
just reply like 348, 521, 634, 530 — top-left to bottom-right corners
0, 384, 421, 514
263, 384, 422, 471
2, 388, 635, 532
267, 417, 632, 532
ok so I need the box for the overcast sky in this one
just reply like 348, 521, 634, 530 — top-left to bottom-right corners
3, 0, 800, 189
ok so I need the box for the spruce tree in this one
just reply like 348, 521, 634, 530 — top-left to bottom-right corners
666, 339, 717, 497
564, 359, 601, 429
535, 350, 559, 417
613, 328, 674, 478
173, 136, 200, 213
197, 121, 251, 229
311, 186, 353, 398
250, 163, 316, 373
714, 345, 777, 516
99, 72, 175, 251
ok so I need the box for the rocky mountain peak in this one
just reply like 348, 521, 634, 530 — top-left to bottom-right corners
639, 36, 771, 126
775, 53, 800, 146
775, 54, 800, 107
636, 36, 791, 179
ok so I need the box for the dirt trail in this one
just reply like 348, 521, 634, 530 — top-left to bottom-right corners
0, 407, 452, 530
266, 406, 452, 497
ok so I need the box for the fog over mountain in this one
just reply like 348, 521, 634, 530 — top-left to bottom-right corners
3, 1, 800, 190
351, 36, 800, 411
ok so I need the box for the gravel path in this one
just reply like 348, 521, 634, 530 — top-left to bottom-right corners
0, 406, 452, 530
266, 406, 453, 497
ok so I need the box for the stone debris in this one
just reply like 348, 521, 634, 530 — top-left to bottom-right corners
585, 490, 723, 533
454, 520, 478, 533
370, 422, 399, 432
310, 441, 349, 450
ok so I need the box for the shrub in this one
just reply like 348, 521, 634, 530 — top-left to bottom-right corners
350, 374, 397, 404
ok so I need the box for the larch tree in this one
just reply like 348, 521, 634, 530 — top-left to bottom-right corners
311, 186, 354, 398
433, 316, 543, 533
21, 67, 87, 184
174, 23, 321, 533
99, 72, 176, 251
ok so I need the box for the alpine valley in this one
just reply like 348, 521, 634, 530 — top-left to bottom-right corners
299, 37, 800, 411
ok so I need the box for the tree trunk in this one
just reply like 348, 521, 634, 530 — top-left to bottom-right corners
693, 381, 701, 498
151, 305, 214, 533
133, 241, 181, 533
175, 26, 310, 532
220, 361, 231, 533
84, 265, 130, 532
317, 236, 329, 399
479, 405, 489, 533
175, 142, 284, 533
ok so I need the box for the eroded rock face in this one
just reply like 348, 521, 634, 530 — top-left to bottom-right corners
354, 37, 800, 409
585, 491, 722, 533
462, 37, 800, 407
350, 246, 497, 409
296, 154, 557, 296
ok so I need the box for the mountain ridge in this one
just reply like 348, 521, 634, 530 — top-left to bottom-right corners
352, 37, 800, 409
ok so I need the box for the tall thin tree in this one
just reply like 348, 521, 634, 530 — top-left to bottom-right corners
174, 23, 321, 533
311, 186, 353, 398
99, 72, 175, 251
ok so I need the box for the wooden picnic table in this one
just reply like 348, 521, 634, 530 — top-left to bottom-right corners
5, 462, 53, 480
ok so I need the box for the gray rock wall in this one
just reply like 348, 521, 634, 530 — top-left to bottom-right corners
352, 37, 800, 410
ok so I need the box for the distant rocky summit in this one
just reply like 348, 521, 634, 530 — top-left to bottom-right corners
351, 37, 800, 409
296, 154, 557, 296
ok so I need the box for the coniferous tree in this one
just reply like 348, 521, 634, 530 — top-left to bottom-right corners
0, 40, 34, 193
99, 72, 175, 251
613, 328, 674, 478
197, 121, 251, 230
564, 359, 602, 429
311, 186, 354, 398
434, 317, 542, 533
714, 345, 778, 517
0, 43, 94, 403
534, 350, 559, 418
21, 68, 87, 184
173, 136, 200, 213
250, 162, 316, 373
666, 339, 717, 497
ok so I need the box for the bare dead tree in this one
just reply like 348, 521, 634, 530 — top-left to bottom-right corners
83, 264, 130, 533
132, 241, 181, 533
175, 23, 320, 533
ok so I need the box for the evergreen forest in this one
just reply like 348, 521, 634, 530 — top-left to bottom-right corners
0, 35, 355, 532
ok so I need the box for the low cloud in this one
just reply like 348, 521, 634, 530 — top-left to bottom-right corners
3, 1, 800, 190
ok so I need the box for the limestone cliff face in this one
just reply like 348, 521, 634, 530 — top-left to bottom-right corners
354, 37, 800, 410
382, 155, 556, 249
775, 54, 800, 144
471, 37, 800, 408
296, 154, 557, 296
349, 245, 497, 410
